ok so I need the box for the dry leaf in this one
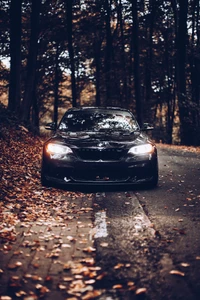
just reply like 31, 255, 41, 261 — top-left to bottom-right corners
31, 275, 42, 281
100, 242, 108, 247
83, 246, 96, 253
63, 277, 73, 282
24, 274, 32, 279
96, 272, 106, 280
82, 290, 102, 299
135, 288, 147, 295
180, 263, 190, 267
81, 258, 95, 265
7, 262, 21, 270
58, 284, 67, 290
15, 290, 27, 297
23, 296, 38, 300
45, 276, 53, 283
61, 243, 71, 248
113, 284, 123, 289
170, 270, 185, 277
114, 263, 124, 269
67, 236, 76, 242
85, 279, 95, 285
127, 281, 135, 287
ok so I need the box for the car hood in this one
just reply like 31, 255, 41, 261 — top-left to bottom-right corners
47, 131, 151, 149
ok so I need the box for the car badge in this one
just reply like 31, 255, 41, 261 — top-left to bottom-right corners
98, 141, 109, 147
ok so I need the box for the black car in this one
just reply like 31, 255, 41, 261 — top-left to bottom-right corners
41, 107, 158, 188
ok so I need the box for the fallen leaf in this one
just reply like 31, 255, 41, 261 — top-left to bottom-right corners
180, 263, 190, 267
7, 262, 22, 269
58, 284, 67, 290
67, 236, 76, 242
62, 243, 71, 248
63, 277, 73, 282
83, 246, 96, 253
15, 290, 27, 297
45, 276, 53, 283
170, 270, 185, 277
114, 263, 124, 269
23, 296, 38, 300
96, 272, 106, 280
82, 290, 102, 299
31, 275, 42, 281
127, 281, 135, 287
100, 242, 108, 247
81, 258, 95, 265
135, 288, 147, 295
112, 284, 123, 289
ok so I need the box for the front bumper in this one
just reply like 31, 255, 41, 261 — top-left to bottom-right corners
42, 153, 158, 186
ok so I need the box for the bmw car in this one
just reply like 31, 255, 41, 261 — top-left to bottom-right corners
41, 107, 158, 188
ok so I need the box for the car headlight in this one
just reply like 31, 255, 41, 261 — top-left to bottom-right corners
128, 144, 154, 155
46, 143, 72, 155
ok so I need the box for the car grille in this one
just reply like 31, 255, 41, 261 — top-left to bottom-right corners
76, 148, 125, 161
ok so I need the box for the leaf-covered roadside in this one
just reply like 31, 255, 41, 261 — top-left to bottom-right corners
0, 105, 104, 299
0, 104, 46, 236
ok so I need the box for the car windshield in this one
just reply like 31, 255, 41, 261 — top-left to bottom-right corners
58, 110, 139, 133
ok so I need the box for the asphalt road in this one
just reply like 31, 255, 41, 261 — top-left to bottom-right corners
90, 145, 200, 300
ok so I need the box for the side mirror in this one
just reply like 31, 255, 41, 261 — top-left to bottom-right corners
45, 122, 56, 131
141, 123, 154, 131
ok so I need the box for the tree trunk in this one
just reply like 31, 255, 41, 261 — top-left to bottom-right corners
163, 28, 175, 144
177, 0, 190, 144
118, 0, 128, 106
65, 0, 77, 107
8, 0, 22, 113
32, 85, 39, 134
104, 0, 112, 106
144, 1, 156, 106
21, 0, 41, 123
94, 38, 101, 107
54, 42, 60, 127
193, 0, 200, 105
131, 0, 142, 125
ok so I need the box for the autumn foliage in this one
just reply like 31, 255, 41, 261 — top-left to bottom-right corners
0, 105, 105, 299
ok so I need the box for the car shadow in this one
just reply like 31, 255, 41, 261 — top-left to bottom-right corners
47, 182, 158, 193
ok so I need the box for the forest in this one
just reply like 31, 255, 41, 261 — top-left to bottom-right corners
0, 0, 199, 145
